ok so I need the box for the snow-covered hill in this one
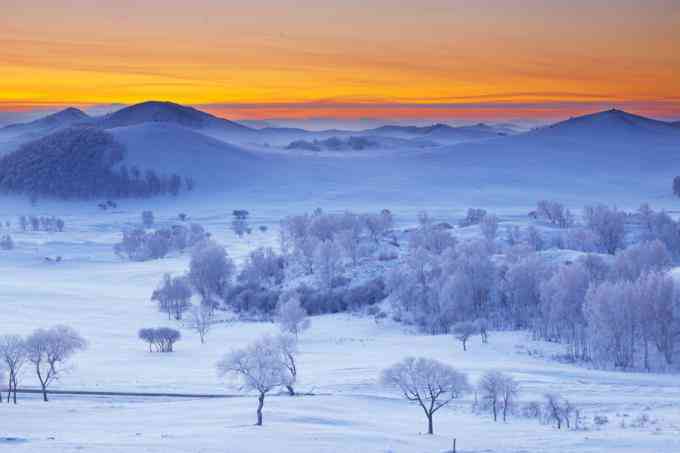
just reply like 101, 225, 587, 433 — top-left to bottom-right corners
97, 101, 253, 135
108, 122, 261, 190
528, 109, 680, 143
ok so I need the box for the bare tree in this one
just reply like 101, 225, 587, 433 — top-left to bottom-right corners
217, 336, 291, 426
474, 318, 489, 344
543, 393, 575, 429
186, 304, 214, 344
0, 335, 27, 404
276, 334, 299, 395
478, 370, 504, 421
452, 321, 478, 351
500, 375, 519, 422
381, 357, 470, 434
25, 326, 87, 401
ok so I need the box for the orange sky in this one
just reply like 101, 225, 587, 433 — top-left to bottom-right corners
1, 0, 679, 119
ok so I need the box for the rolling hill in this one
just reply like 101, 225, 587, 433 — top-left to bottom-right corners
1, 104, 679, 209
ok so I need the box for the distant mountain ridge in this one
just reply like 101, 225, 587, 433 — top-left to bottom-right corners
0, 107, 91, 134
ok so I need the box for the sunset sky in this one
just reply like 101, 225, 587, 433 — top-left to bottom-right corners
2, 0, 679, 121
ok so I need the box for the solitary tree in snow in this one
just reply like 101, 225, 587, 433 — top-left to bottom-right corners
217, 336, 291, 426
0, 335, 27, 404
25, 325, 86, 401
186, 304, 214, 344
452, 321, 478, 351
381, 357, 470, 434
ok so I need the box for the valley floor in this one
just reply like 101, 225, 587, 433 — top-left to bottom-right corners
1, 206, 680, 452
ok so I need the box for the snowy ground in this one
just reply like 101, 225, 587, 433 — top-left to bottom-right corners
2, 204, 680, 452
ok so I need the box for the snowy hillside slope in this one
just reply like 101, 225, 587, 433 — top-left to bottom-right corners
108, 123, 261, 189
528, 109, 680, 143
0, 108, 93, 155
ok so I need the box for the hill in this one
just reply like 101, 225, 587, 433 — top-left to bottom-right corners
0, 107, 90, 135
528, 109, 680, 143
0, 124, 248, 199
107, 122, 260, 190
97, 101, 254, 135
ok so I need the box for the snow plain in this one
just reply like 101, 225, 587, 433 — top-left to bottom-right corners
1, 205, 680, 453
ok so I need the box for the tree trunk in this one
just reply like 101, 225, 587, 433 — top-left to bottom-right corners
256, 393, 265, 426
427, 413, 434, 434
462, 340, 467, 351
286, 385, 295, 396
12, 376, 17, 404
492, 401, 497, 421
41, 382, 48, 402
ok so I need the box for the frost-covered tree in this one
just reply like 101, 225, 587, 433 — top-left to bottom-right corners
217, 335, 292, 426
539, 262, 590, 358
238, 247, 285, 288
276, 293, 310, 338
583, 204, 626, 254
276, 334, 299, 395
526, 225, 545, 251
25, 326, 86, 401
452, 321, 478, 351
363, 210, 393, 243
0, 335, 27, 404
536, 200, 573, 228
446, 241, 495, 318
543, 393, 577, 429
189, 240, 234, 304
381, 357, 470, 434
138, 327, 181, 352
562, 228, 600, 253
480, 214, 499, 247
335, 228, 364, 266
459, 208, 487, 227
584, 280, 637, 368
409, 212, 457, 255
613, 240, 671, 282
501, 254, 553, 329
636, 272, 679, 367
478, 371, 518, 422
313, 240, 343, 292
186, 304, 214, 344
151, 274, 193, 320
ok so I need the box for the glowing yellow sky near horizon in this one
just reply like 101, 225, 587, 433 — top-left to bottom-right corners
1, 0, 679, 119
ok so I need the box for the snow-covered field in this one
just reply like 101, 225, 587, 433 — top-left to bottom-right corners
2, 205, 680, 453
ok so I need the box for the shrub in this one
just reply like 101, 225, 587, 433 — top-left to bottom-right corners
138, 327, 181, 352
